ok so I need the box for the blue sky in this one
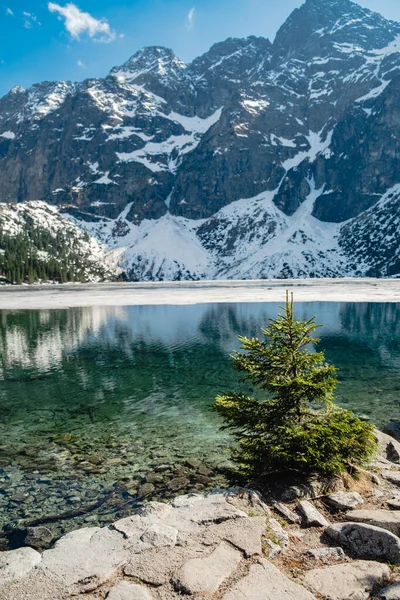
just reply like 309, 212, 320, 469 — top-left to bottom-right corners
1, 0, 400, 97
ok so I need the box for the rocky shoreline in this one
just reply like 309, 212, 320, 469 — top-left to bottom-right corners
2, 428, 400, 600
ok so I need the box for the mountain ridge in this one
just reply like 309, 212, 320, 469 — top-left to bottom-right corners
0, 0, 400, 281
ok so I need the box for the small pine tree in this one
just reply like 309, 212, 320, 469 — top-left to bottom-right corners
215, 292, 376, 479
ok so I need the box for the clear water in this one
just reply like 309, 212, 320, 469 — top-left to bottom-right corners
0, 302, 399, 541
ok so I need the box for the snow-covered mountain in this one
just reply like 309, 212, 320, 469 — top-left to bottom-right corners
1, 0, 400, 280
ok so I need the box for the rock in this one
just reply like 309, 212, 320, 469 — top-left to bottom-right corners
345, 509, 400, 535
269, 518, 289, 551
388, 498, 400, 510
140, 524, 178, 547
0, 570, 65, 600
24, 526, 53, 550
264, 539, 282, 559
306, 547, 345, 560
273, 502, 301, 524
171, 492, 248, 525
167, 477, 190, 492
185, 459, 202, 469
375, 429, 400, 464
40, 526, 128, 593
202, 515, 267, 557
107, 582, 153, 600
384, 422, 400, 442
222, 558, 316, 600
382, 471, 400, 486
325, 491, 364, 512
145, 472, 164, 484
297, 500, 329, 527
325, 522, 400, 564
136, 501, 172, 520
174, 541, 242, 595
0, 547, 42, 584
303, 560, 391, 600
138, 483, 155, 496
224, 488, 271, 517
124, 546, 199, 586
378, 583, 400, 600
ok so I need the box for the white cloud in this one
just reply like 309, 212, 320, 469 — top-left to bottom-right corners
48, 2, 117, 43
186, 7, 195, 30
23, 12, 41, 28
77, 59, 86, 68
6, 7, 13, 16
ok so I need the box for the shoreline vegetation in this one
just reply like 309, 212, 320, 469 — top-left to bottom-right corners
1, 278, 400, 309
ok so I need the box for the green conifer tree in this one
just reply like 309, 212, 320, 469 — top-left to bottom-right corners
215, 293, 376, 479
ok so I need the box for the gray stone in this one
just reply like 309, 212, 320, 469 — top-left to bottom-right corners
174, 541, 242, 595
378, 583, 400, 600
136, 501, 172, 520
107, 581, 153, 600
264, 539, 282, 559
167, 477, 189, 491
345, 509, 400, 535
171, 492, 248, 526
40, 526, 128, 593
382, 471, 400, 486
297, 500, 329, 527
325, 522, 400, 564
384, 422, 400, 442
273, 501, 301, 524
303, 561, 391, 600
375, 429, 400, 465
202, 515, 267, 557
0, 547, 42, 585
325, 491, 364, 512
224, 489, 271, 517
140, 524, 178, 547
269, 518, 289, 551
222, 558, 316, 600
388, 498, 400, 510
306, 547, 345, 560
24, 526, 53, 550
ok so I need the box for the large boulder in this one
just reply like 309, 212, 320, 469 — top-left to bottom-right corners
325, 522, 400, 564
345, 509, 400, 535
384, 422, 400, 442
303, 561, 391, 600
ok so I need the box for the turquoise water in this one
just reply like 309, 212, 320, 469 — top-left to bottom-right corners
0, 302, 399, 541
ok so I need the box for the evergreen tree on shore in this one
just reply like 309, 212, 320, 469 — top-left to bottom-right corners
215, 293, 376, 479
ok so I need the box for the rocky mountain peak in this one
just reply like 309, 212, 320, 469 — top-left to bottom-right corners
273, 0, 399, 62
110, 46, 187, 85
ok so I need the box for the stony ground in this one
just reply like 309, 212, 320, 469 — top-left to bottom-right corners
2, 428, 400, 600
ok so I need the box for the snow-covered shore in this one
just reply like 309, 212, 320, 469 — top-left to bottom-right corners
0, 279, 399, 310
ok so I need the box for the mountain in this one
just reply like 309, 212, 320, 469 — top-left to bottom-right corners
1, 0, 400, 281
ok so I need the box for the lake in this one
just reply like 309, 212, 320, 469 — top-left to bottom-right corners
0, 301, 399, 543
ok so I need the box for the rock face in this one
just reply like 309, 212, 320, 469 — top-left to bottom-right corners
325, 522, 400, 564
303, 561, 391, 600
2, 0, 400, 280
